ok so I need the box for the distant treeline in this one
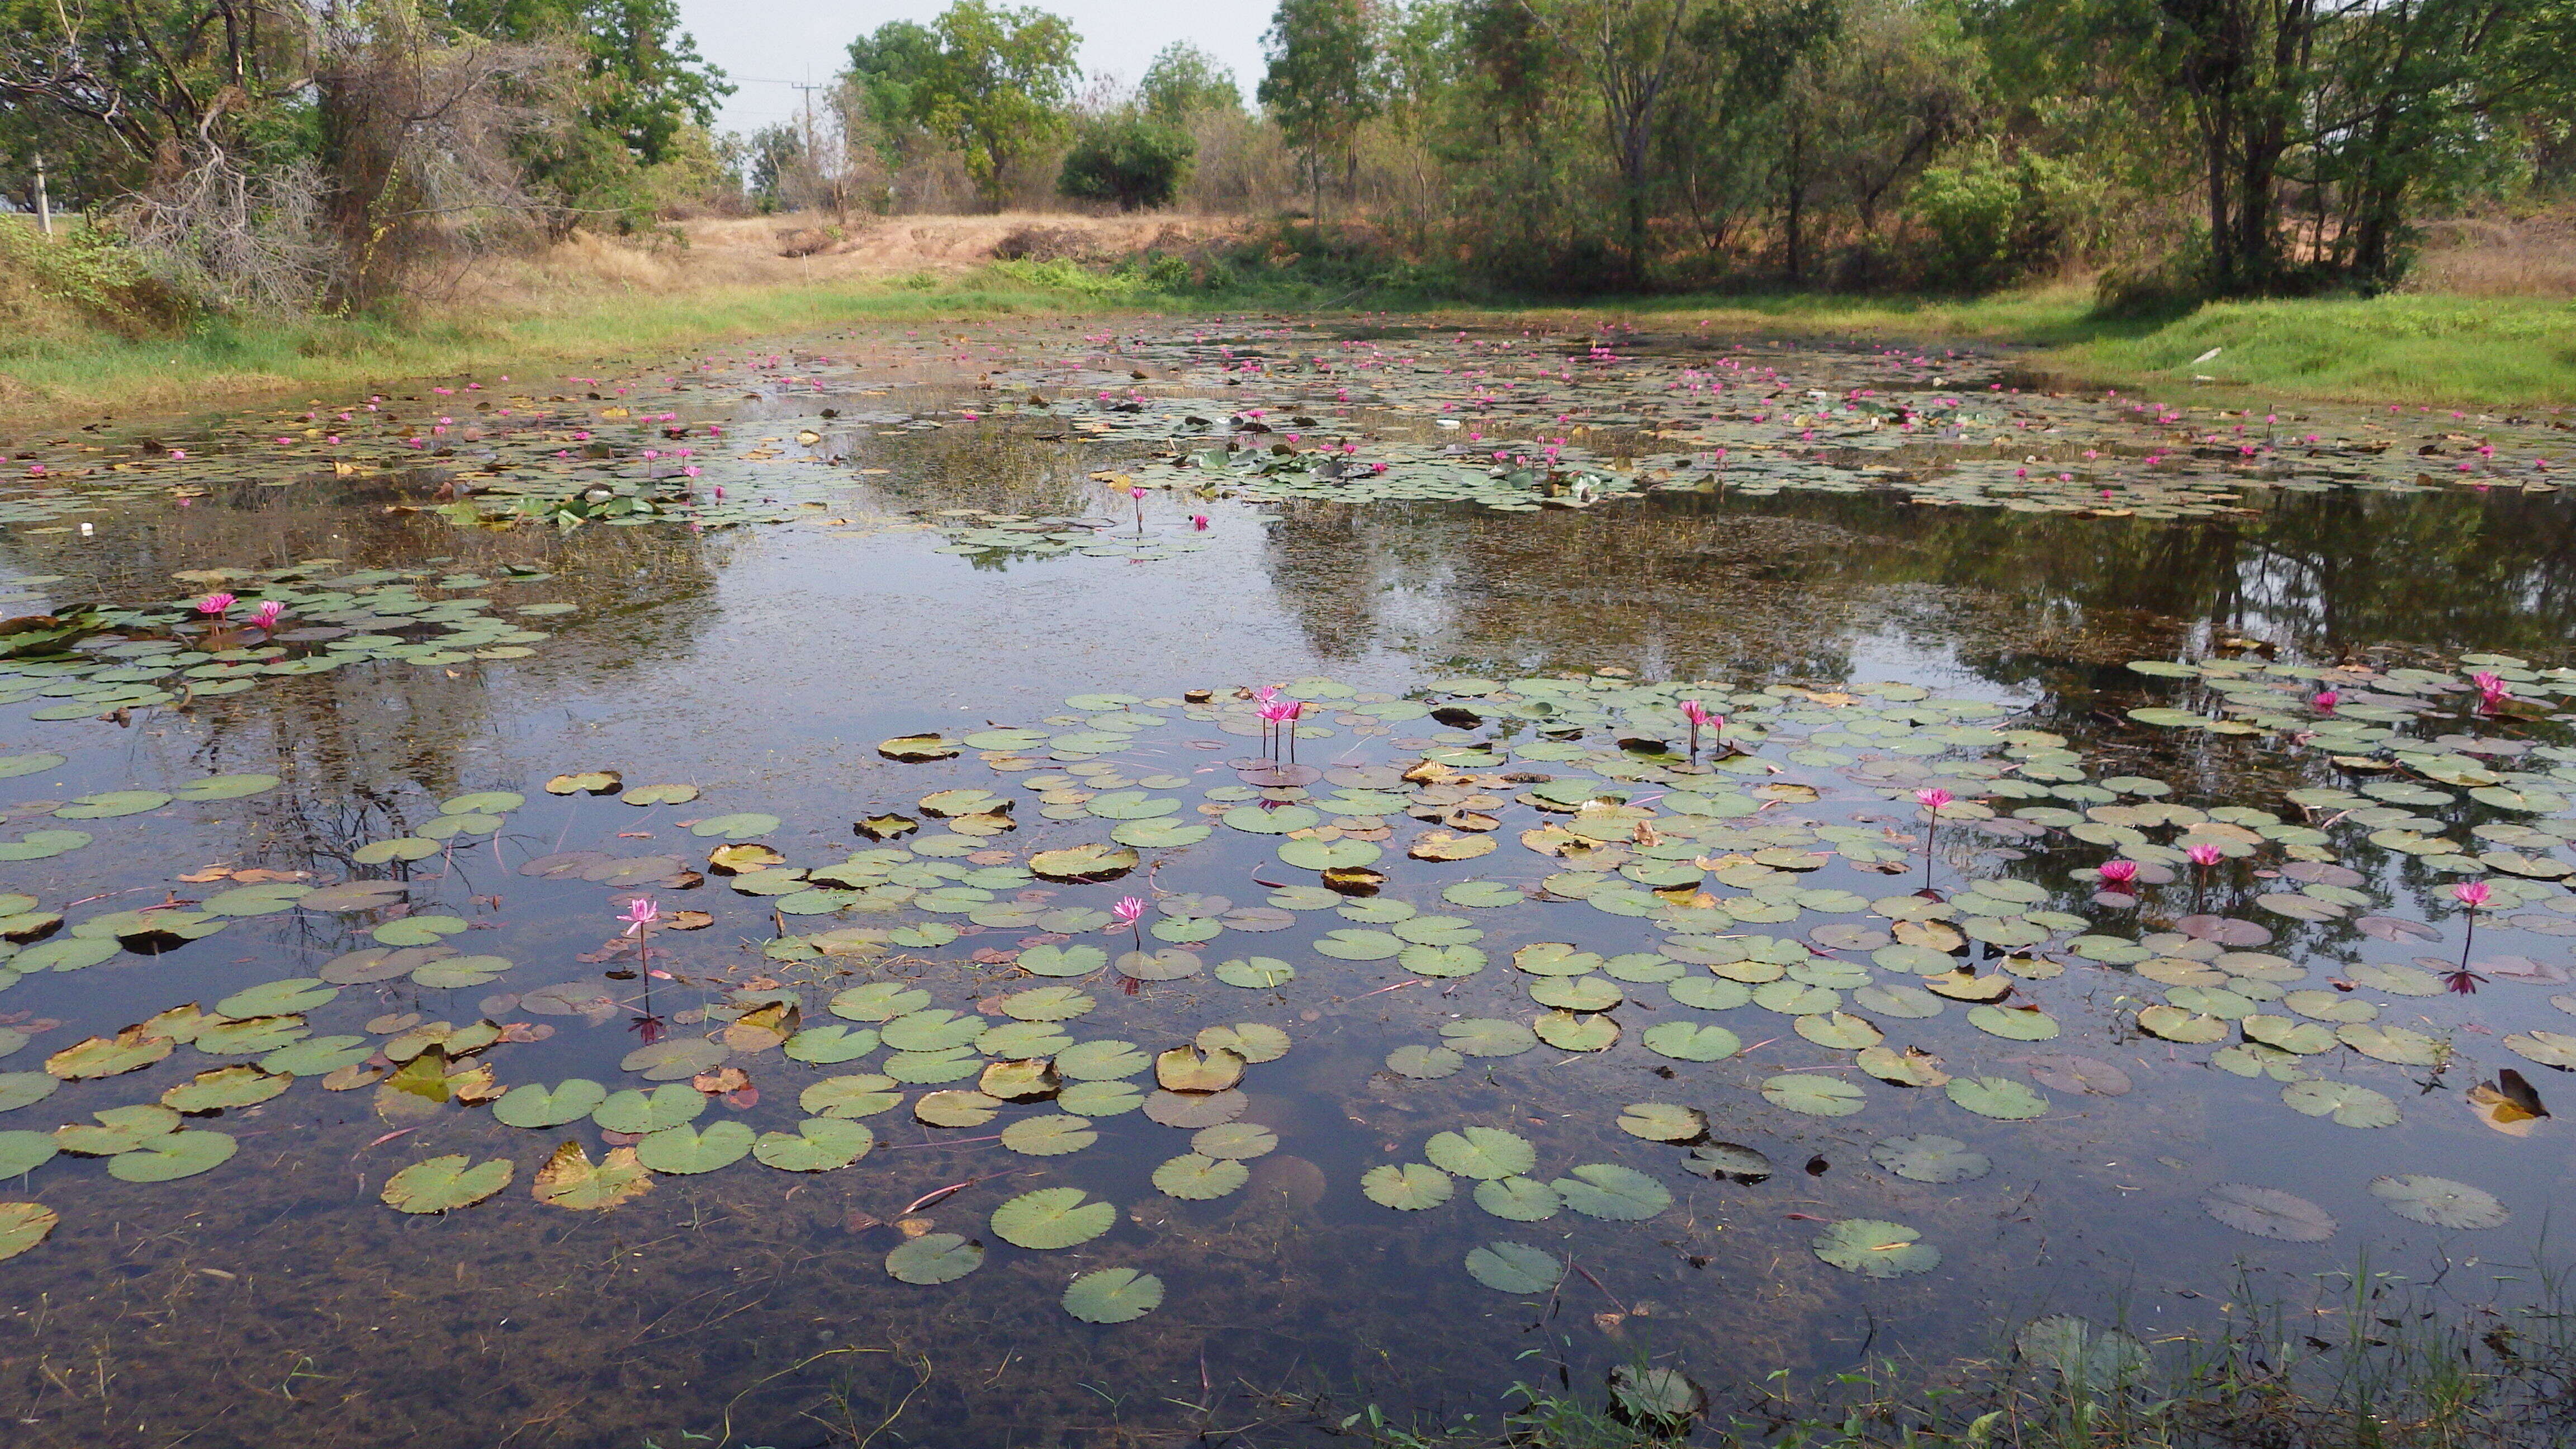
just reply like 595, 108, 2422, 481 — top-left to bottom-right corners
4, 0, 2573, 316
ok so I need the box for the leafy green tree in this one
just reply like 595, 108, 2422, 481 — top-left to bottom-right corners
845, 20, 946, 167
928, 2, 1082, 209
1058, 115, 1196, 208
1139, 41, 1244, 123
1259, 0, 1384, 209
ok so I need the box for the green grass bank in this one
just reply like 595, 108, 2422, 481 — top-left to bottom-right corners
7, 225, 2574, 425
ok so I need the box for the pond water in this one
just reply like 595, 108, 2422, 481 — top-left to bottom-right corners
1, 318, 2573, 1448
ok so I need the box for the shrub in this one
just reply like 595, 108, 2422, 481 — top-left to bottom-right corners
1057, 117, 1195, 212
1907, 144, 2091, 292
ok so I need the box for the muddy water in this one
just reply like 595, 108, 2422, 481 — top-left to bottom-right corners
0, 319, 2571, 1448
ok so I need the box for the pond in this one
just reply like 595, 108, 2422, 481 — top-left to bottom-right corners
1, 317, 2573, 1448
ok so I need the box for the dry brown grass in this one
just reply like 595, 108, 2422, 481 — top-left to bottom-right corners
2408, 206, 2576, 297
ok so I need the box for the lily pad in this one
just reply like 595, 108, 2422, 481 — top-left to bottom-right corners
1551, 1163, 1671, 1220
991, 1186, 1117, 1248
2203, 1182, 2337, 1240
1464, 1240, 1563, 1294
1869, 1134, 1991, 1184
382, 1155, 514, 1213
1813, 1219, 1942, 1278
886, 1232, 985, 1284
753, 1119, 875, 1171
2368, 1174, 2507, 1230
1360, 1162, 1454, 1210
1062, 1266, 1164, 1323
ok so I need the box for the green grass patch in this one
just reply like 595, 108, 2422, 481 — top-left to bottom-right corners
1468, 287, 2576, 406
0, 268, 1154, 424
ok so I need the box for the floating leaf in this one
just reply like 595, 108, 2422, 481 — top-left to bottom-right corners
1002, 1115, 1098, 1158
1946, 1076, 2050, 1120
2281, 1079, 2400, 1128
2203, 1183, 2336, 1240
1472, 1176, 1561, 1221
0, 1201, 59, 1262
1642, 1022, 1742, 1062
108, 1130, 236, 1182
1361, 1162, 1454, 1210
2367, 1175, 2507, 1230
1761, 1074, 1865, 1117
46, 1027, 174, 1080
753, 1119, 875, 1171
1425, 1126, 1536, 1181
1870, 1134, 1991, 1184
493, 1079, 609, 1129
1813, 1219, 1942, 1278
635, 1120, 754, 1175
886, 1232, 984, 1284
1552, 1164, 1670, 1220
991, 1187, 1116, 1248
1062, 1266, 1164, 1323
1442, 1019, 1538, 1058
1464, 1241, 1562, 1294
160, 1066, 290, 1113
1386, 1044, 1464, 1079
1153, 1152, 1249, 1200
382, 1155, 513, 1213
1617, 1103, 1707, 1142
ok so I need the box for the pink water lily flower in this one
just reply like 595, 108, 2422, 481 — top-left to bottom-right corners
2453, 880, 2492, 908
2186, 844, 2225, 868
2096, 860, 2139, 887
249, 601, 286, 629
2312, 690, 2338, 711
1913, 788, 1953, 812
620, 896, 660, 935
2472, 671, 2512, 712
196, 591, 236, 618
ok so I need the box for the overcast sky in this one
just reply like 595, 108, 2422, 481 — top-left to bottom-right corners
677, 1, 1273, 137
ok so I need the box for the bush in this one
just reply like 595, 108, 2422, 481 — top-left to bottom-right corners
1907, 144, 2092, 293
1057, 117, 1195, 212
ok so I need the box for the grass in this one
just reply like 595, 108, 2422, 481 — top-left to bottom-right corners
8, 216, 2575, 426
1488, 287, 2576, 408
0, 267, 1149, 427
1314, 1257, 2576, 1449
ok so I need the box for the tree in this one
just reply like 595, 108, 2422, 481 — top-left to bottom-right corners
1139, 41, 1243, 123
845, 19, 945, 167
1259, 0, 1383, 210
1058, 115, 1196, 208
925, 2, 1082, 209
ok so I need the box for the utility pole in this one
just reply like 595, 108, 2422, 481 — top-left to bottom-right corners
790, 79, 832, 219
34, 151, 53, 236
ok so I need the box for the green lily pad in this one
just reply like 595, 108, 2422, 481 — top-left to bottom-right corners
991, 1186, 1117, 1248
753, 1119, 875, 1171
1062, 1266, 1164, 1323
107, 1129, 237, 1182
1464, 1240, 1563, 1294
1641, 1022, 1742, 1062
1425, 1126, 1536, 1180
2368, 1174, 2507, 1230
160, 1065, 290, 1113
1361, 1162, 1453, 1210
214, 978, 337, 1018
886, 1232, 984, 1284
1946, 1076, 2051, 1120
635, 1120, 755, 1174
54, 789, 172, 819
382, 1155, 514, 1213
1386, 1045, 1464, 1079
2281, 1079, 2400, 1128
1472, 1176, 1561, 1221
0, 1201, 60, 1261
1442, 1019, 1538, 1058
1153, 1152, 1249, 1200
493, 1079, 610, 1129
593, 1084, 707, 1134
1760, 1074, 1866, 1117
1813, 1219, 1942, 1278
1869, 1134, 1991, 1183
1552, 1163, 1671, 1221
1617, 1102, 1707, 1142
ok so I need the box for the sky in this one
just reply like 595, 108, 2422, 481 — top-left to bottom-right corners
676, 1, 1273, 138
